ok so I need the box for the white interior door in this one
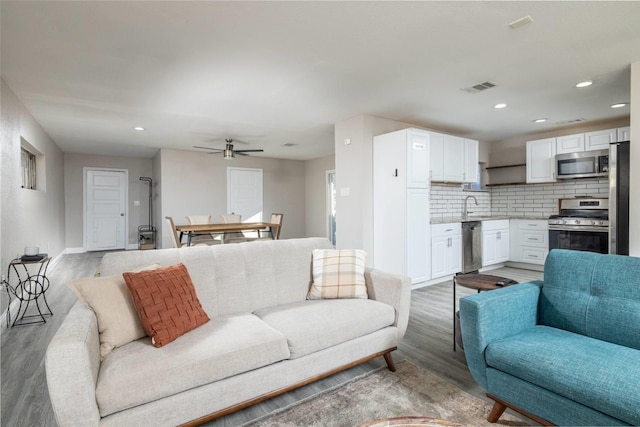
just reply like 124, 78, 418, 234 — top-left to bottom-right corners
85, 168, 127, 251
227, 167, 263, 222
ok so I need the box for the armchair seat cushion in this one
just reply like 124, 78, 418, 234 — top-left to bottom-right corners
486, 326, 640, 425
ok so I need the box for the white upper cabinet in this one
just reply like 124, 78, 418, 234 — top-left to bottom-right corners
428, 131, 444, 181
443, 135, 465, 182
430, 132, 478, 183
585, 128, 616, 151
526, 138, 556, 183
406, 130, 430, 188
618, 126, 630, 141
464, 139, 479, 183
556, 133, 585, 154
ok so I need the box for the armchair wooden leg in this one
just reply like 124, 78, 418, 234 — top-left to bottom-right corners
486, 393, 555, 426
487, 399, 507, 423
383, 351, 397, 372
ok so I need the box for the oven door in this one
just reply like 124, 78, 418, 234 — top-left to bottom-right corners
549, 228, 609, 254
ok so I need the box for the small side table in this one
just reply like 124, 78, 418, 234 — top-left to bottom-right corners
4, 256, 53, 327
453, 273, 517, 351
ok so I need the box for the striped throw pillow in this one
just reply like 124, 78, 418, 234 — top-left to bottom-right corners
308, 249, 368, 299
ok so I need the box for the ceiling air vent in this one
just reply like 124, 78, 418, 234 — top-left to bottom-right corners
462, 81, 498, 94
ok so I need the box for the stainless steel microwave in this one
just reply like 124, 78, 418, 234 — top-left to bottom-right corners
556, 149, 609, 179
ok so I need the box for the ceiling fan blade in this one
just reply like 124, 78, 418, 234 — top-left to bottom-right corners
193, 145, 224, 152
234, 149, 264, 153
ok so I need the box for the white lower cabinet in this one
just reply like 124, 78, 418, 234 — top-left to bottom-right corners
509, 219, 549, 265
482, 220, 510, 267
431, 223, 462, 279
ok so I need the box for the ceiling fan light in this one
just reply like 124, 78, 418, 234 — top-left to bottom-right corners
224, 148, 234, 159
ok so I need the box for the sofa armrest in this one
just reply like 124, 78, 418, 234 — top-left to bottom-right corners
45, 302, 101, 427
364, 268, 412, 340
459, 281, 541, 389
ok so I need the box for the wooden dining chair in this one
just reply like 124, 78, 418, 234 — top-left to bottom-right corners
219, 214, 247, 243
259, 213, 284, 240
186, 215, 220, 245
165, 216, 183, 248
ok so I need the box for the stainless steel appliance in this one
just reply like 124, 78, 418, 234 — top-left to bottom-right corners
609, 140, 630, 255
548, 198, 609, 254
462, 221, 482, 273
555, 149, 609, 179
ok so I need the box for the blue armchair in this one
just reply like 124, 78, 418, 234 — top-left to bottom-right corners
460, 249, 640, 426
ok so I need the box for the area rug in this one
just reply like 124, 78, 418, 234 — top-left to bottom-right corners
243, 361, 529, 427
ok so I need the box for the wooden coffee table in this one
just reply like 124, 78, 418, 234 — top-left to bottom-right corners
360, 416, 465, 427
453, 273, 518, 351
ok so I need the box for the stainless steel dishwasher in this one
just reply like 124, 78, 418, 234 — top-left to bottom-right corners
462, 221, 482, 273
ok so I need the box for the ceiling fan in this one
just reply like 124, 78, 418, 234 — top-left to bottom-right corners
194, 138, 264, 159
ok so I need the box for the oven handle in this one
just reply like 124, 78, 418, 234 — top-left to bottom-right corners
548, 225, 609, 233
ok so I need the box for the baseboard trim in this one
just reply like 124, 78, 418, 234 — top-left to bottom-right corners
64, 247, 86, 254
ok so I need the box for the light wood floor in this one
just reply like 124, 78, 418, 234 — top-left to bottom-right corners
0, 252, 542, 426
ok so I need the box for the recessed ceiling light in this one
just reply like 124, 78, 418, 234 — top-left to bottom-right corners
533, 118, 548, 123
494, 103, 507, 109
133, 126, 145, 131
611, 103, 628, 108
508, 15, 534, 29
576, 81, 593, 88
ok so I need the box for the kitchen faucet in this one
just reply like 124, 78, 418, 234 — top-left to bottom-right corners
463, 195, 478, 220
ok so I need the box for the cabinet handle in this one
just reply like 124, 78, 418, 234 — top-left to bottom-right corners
445, 229, 453, 232
528, 224, 537, 227
393, 169, 398, 177
528, 237, 537, 240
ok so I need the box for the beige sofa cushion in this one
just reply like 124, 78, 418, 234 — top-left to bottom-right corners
68, 264, 161, 359
254, 299, 395, 359
96, 314, 290, 417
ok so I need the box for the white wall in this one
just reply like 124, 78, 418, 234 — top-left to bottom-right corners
63, 153, 154, 249
304, 154, 335, 239
1, 80, 65, 312
157, 149, 306, 248
630, 60, 639, 256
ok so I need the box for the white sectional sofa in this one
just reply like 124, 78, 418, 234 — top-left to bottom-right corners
46, 238, 411, 426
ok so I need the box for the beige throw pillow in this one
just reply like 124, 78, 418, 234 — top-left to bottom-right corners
69, 263, 161, 359
308, 249, 368, 299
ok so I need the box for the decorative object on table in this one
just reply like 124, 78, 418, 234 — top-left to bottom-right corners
5, 255, 53, 327
24, 246, 40, 256
138, 177, 156, 250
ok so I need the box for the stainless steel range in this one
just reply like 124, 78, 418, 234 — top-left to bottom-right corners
548, 198, 609, 254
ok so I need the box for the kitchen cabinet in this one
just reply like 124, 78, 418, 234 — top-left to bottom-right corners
585, 128, 616, 151
373, 128, 431, 284
482, 220, 510, 267
431, 223, 461, 279
556, 133, 585, 154
509, 219, 549, 265
430, 133, 479, 183
618, 126, 630, 141
526, 138, 556, 183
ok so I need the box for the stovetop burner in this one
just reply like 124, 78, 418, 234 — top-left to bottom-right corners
548, 197, 609, 228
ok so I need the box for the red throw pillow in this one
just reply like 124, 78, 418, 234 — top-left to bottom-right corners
123, 263, 209, 347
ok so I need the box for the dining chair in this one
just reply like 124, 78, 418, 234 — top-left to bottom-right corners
219, 214, 247, 243
259, 213, 284, 240
186, 215, 220, 245
165, 216, 183, 248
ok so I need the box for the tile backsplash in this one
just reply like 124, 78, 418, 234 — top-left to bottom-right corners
430, 179, 609, 221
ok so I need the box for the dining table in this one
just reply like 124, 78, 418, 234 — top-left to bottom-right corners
175, 222, 279, 246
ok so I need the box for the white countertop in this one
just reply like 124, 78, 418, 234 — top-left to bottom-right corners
430, 215, 548, 224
